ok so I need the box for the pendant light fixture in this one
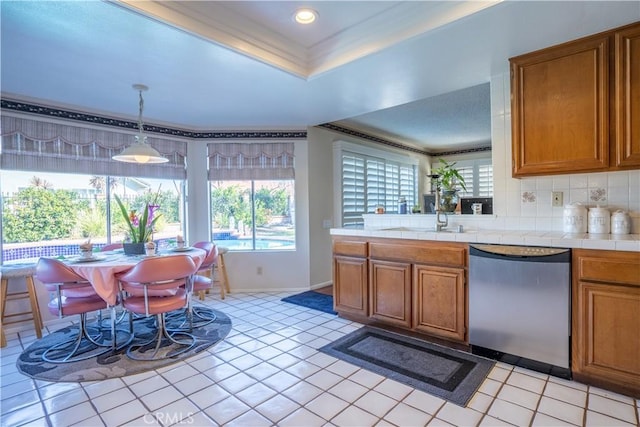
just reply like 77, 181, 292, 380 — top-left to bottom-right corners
112, 84, 168, 164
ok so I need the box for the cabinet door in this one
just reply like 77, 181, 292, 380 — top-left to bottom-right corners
573, 280, 640, 395
614, 23, 640, 167
511, 35, 609, 176
413, 264, 466, 342
334, 256, 368, 316
369, 260, 412, 328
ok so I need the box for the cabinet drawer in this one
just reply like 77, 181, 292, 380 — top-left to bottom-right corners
369, 242, 466, 267
574, 250, 640, 286
333, 240, 368, 257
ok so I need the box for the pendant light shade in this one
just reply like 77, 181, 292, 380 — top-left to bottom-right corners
113, 84, 168, 164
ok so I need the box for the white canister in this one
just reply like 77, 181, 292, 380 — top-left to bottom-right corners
563, 203, 587, 233
611, 210, 631, 234
588, 206, 610, 234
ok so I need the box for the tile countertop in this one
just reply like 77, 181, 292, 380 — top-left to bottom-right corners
330, 227, 640, 252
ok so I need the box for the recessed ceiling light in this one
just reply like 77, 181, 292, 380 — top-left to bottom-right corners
294, 8, 317, 24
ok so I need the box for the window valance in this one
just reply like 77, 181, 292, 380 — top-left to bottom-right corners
207, 142, 294, 180
0, 115, 187, 179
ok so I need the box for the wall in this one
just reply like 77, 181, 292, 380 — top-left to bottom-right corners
490, 73, 640, 233
185, 139, 312, 293
306, 127, 336, 289
333, 71, 639, 236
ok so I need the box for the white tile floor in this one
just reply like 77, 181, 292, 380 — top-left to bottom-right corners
1, 291, 639, 427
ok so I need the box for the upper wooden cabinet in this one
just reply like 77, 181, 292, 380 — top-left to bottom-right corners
511, 21, 640, 177
615, 24, 640, 167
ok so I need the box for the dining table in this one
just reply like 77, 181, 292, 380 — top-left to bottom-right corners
62, 247, 206, 306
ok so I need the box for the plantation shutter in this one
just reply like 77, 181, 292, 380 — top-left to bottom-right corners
342, 153, 366, 228
450, 161, 493, 198
341, 150, 417, 227
478, 164, 493, 196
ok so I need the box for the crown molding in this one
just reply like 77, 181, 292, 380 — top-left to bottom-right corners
308, 1, 500, 77
114, 0, 500, 79
114, 0, 310, 78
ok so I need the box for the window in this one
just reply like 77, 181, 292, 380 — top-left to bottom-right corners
209, 180, 295, 251
1, 170, 185, 262
339, 143, 418, 228
207, 142, 296, 251
0, 114, 188, 263
452, 160, 493, 198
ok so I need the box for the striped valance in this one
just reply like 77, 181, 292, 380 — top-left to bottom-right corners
0, 115, 187, 179
207, 142, 294, 180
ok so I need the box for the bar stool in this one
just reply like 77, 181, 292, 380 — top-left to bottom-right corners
216, 247, 231, 299
1, 263, 43, 347
202, 246, 231, 300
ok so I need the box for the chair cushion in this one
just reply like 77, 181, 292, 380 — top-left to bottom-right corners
123, 288, 188, 315
192, 275, 212, 292
122, 280, 183, 297
48, 295, 107, 317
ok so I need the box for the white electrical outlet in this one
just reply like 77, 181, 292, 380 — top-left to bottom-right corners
257, 266, 263, 275
552, 191, 563, 207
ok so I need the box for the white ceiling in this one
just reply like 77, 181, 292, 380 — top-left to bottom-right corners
1, 1, 638, 152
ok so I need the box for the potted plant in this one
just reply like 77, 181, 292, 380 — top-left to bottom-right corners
114, 187, 162, 255
432, 159, 466, 213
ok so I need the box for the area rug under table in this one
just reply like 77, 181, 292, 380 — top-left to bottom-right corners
320, 326, 494, 406
17, 307, 232, 382
281, 290, 337, 315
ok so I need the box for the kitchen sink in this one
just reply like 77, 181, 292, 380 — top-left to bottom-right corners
379, 227, 458, 233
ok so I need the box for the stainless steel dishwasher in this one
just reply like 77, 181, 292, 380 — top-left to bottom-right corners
469, 244, 571, 378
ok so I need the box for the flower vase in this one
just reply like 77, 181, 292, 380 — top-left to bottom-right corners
123, 242, 146, 255
440, 190, 459, 213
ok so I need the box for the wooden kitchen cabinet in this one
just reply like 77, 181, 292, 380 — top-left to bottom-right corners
333, 238, 368, 316
614, 24, 640, 167
335, 238, 468, 343
511, 21, 640, 177
413, 264, 466, 342
369, 260, 412, 328
572, 249, 640, 398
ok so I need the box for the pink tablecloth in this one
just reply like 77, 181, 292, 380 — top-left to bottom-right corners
65, 249, 206, 306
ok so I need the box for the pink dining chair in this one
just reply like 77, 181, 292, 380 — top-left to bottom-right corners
100, 243, 123, 252
35, 258, 112, 363
192, 241, 218, 300
118, 255, 198, 361
179, 241, 219, 326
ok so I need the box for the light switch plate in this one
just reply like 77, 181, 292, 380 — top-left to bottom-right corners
552, 191, 563, 207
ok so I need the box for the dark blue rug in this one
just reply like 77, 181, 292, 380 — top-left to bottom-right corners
281, 290, 337, 315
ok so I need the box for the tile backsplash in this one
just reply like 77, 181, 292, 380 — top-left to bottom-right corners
490, 72, 640, 234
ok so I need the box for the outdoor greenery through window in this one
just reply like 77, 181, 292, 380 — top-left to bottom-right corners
209, 180, 295, 251
1, 170, 185, 262
341, 150, 418, 228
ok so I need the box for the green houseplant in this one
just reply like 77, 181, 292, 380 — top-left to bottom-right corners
432, 159, 467, 213
114, 190, 162, 254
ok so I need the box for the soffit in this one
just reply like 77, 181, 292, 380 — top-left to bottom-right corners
117, 0, 500, 78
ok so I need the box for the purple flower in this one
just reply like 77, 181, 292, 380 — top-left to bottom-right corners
148, 204, 160, 223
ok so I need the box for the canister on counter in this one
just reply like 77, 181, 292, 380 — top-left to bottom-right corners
611, 210, 631, 234
588, 206, 610, 234
563, 203, 587, 233
398, 197, 407, 214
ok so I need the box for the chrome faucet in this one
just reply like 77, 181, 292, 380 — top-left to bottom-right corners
434, 185, 448, 231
